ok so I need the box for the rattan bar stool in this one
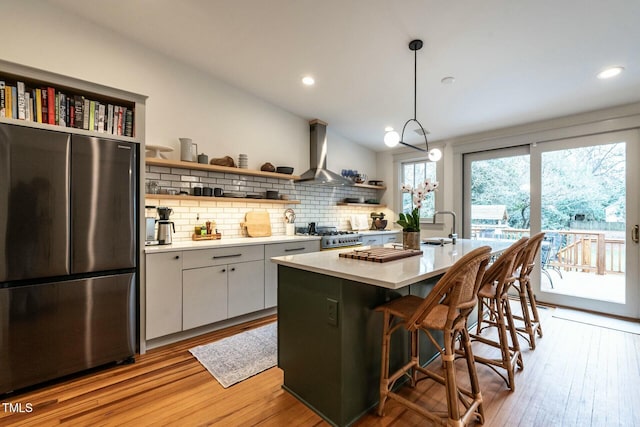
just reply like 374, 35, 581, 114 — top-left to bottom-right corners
375, 246, 492, 426
511, 232, 545, 349
472, 237, 528, 390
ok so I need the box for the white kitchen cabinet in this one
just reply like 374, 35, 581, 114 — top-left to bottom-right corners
181, 245, 265, 329
182, 266, 228, 330
360, 231, 401, 247
264, 240, 321, 308
227, 260, 265, 318
382, 232, 401, 244
146, 251, 183, 339
361, 235, 383, 246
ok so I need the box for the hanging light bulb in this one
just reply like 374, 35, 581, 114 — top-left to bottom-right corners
428, 148, 442, 162
384, 130, 400, 147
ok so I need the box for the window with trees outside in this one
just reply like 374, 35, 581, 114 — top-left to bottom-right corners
402, 160, 437, 219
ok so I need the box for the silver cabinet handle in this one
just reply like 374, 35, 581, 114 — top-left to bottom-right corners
633, 225, 639, 243
284, 247, 305, 252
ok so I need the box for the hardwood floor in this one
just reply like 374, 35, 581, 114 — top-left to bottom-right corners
2, 309, 639, 426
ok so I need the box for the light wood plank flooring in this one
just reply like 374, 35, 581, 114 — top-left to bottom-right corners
2, 309, 639, 426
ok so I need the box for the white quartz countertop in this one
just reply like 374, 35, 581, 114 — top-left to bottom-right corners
271, 239, 512, 290
144, 234, 321, 253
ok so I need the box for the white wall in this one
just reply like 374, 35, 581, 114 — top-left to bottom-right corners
326, 129, 377, 180
2, 1, 375, 178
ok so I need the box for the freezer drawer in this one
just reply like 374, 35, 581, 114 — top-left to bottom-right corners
0, 273, 135, 394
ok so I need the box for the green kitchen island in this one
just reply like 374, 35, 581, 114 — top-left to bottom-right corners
272, 239, 511, 426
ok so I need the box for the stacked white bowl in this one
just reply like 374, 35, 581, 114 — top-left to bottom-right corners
238, 153, 248, 169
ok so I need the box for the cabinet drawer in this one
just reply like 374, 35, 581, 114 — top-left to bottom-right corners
265, 240, 320, 258
362, 235, 383, 246
382, 233, 400, 244
182, 245, 264, 269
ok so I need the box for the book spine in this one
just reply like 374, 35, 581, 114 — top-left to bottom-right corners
54, 93, 59, 125
124, 108, 133, 137
41, 87, 48, 123
24, 91, 31, 121
36, 88, 42, 123
74, 95, 83, 129
31, 89, 37, 121
97, 103, 105, 133
0, 81, 5, 117
82, 98, 90, 130
66, 96, 72, 127
58, 93, 66, 127
47, 87, 55, 125
107, 104, 114, 134
11, 86, 17, 119
17, 82, 26, 120
117, 106, 123, 136
89, 100, 96, 131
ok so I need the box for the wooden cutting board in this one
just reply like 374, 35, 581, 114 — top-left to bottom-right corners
242, 211, 272, 237
339, 247, 422, 263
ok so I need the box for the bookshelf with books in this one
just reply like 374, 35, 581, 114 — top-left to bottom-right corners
0, 59, 145, 143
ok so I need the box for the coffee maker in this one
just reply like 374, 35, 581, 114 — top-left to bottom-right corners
156, 206, 175, 245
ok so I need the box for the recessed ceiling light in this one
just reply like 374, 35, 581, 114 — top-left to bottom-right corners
441, 76, 455, 84
597, 66, 624, 79
302, 76, 315, 86
384, 126, 394, 132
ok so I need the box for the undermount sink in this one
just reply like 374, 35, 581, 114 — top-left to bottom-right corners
422, 237, 453, 245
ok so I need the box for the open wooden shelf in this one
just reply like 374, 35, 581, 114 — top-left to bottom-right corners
145, 194, 300, 204
353, 183, 386, 190
145, 158, 300, 180
336, 202, 387, 208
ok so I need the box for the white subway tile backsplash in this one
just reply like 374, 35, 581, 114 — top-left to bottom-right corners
144, 173, 386, 241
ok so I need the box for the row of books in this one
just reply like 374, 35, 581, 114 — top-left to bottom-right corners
0, 80, 134, 137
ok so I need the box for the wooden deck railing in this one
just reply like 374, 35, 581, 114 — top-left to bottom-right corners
471, 226, 625, 275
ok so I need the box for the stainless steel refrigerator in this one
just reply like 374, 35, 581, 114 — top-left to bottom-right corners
0, 123, 138, 394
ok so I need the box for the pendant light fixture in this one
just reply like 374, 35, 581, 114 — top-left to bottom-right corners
384, 39, 442, 161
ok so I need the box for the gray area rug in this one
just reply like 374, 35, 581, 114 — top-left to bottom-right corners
189, 322, 277, 388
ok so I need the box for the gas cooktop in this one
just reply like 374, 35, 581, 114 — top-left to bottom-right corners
296, 226, 363, 249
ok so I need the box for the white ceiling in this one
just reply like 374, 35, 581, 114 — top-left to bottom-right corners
48, 0, 640, 151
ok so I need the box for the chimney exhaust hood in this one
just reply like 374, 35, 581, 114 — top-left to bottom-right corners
295, 119, 353, 187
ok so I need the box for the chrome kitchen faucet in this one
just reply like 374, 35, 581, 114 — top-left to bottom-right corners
433, 211, 457, 244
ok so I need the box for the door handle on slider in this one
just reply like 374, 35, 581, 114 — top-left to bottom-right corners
633, 225, 639, 243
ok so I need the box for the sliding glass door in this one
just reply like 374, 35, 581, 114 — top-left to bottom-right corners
464, 129, 639, 318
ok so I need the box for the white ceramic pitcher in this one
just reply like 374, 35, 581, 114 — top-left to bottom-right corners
179, 138, 198, 162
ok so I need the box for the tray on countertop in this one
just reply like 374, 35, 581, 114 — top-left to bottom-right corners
192, 233, 222, 241
339, 247, 423, 263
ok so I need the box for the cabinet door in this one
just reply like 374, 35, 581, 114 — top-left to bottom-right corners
228, 260, 265, 318
362, 235, 383, 246
146, 252, 182, 339
182, 266, 228, 330
382, 233, 401, 244
264, 240, 320, 308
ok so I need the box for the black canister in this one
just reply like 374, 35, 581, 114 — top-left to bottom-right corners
193, 187, 202, 196
203, 187, 213, 196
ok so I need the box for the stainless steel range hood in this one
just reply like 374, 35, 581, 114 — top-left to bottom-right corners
295, 119, 353, 186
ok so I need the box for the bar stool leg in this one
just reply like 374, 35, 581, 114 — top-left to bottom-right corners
460, 328, 484, 425
443, 331, 461, 425
377, 311, 391, 416
525, 279, 544, 338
